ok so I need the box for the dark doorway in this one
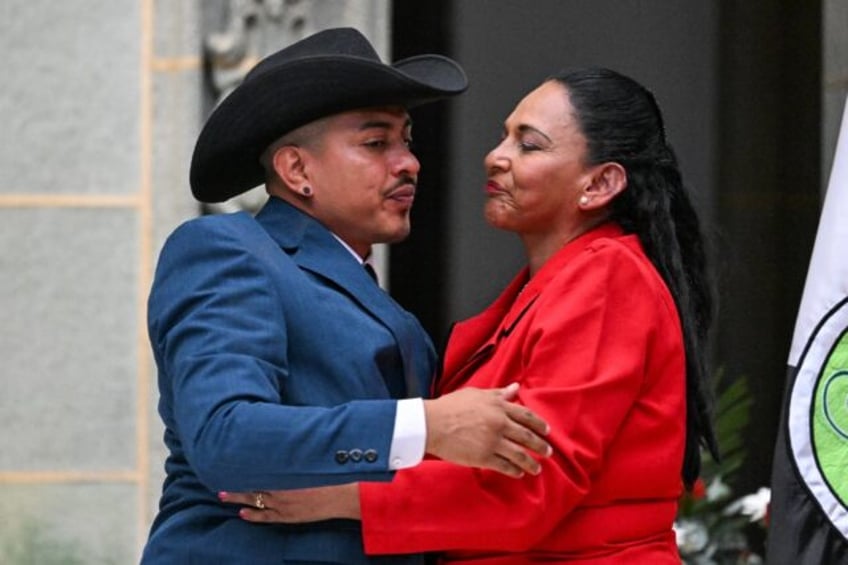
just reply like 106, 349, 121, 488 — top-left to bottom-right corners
390, 0, 454, 346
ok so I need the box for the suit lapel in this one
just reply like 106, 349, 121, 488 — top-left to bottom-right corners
255, 197, 423, 397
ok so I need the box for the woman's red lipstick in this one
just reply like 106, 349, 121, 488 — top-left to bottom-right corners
486, 180, 506, 195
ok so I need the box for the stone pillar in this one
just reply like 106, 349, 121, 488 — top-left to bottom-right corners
0, 1, 148, 562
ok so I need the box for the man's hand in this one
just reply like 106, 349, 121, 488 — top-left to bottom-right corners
423, 383, 551, 478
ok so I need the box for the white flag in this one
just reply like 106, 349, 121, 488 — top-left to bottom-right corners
768, 95, 848, 563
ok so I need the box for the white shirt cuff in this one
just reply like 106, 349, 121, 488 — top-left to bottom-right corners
388, 398, 426, 470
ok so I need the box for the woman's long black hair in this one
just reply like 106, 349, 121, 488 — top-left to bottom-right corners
551, 67, 719, 488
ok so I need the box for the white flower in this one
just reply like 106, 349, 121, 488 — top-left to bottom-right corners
723, 487, 771, 522
706, 475, 731, 501
674, 518, 710, 554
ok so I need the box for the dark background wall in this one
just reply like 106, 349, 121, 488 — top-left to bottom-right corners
445, 1, 719, 322
391, 0, 821, 503
714, 0, 821, 497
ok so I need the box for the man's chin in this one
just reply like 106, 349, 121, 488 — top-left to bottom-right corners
380, 225, 412, 244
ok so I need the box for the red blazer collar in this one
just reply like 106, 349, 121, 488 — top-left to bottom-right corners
440, 223, 624, 391
520, 222, 624, 305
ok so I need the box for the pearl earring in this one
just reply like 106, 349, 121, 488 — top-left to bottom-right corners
579, 195, 589, 206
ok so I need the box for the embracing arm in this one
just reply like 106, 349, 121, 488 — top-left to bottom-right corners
354, 242, 682, 553
150, 218, 405, 491
151, 219, 550, 492
226, 242, 672, 551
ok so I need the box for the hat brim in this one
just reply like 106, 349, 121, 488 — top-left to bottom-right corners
190, 54, 467, 203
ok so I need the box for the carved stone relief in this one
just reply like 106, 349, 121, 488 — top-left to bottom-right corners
202, 0, 317, 214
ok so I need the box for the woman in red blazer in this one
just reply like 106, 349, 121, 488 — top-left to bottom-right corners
227, 67, 718, 564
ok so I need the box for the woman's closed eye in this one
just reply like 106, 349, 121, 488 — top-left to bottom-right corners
518, 140, 542, 152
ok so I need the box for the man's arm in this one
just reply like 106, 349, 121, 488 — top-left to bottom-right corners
152, 218, 549, 492
390, 384, 551, 478
424, 383, 551, 477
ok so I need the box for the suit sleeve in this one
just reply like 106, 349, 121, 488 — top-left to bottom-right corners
360, 242, 673, 553
149, 219, 397, 492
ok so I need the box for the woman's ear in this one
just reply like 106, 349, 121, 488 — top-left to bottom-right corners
579, 162, 627, 209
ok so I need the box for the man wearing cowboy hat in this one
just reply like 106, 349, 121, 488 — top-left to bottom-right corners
142, 28, 550, 564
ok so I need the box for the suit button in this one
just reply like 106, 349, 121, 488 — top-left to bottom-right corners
364, 449, 378, 463
349, 448, 363, 462
335, 450, 349, 464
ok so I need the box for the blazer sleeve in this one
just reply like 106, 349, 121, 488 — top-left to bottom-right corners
149, 218, 398, 492
360, 241, 680, 553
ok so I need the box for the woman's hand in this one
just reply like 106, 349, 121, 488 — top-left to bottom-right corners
219, 483, 361, 523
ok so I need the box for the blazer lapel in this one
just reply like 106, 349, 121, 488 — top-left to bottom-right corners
255, 197, 423, 397
437, 268, 530, 394
438, 223, 626, 394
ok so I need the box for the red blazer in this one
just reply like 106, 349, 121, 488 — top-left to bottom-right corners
360, 224, 686, 564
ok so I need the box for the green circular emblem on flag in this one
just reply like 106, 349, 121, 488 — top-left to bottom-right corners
791, 297, 848, 539
775, 99, 848, 559
813, 331, 848, 504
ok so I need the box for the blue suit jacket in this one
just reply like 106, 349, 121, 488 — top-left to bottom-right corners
142, 197, 435, 564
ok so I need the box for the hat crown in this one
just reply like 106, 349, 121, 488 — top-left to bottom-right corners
191, 27, 467, 203
246, 27, 380, 82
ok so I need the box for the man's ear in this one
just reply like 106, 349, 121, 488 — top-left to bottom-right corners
580, 162, 627, 210
272, 145, 311, 198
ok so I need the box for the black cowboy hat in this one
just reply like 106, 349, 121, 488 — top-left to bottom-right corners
190, 27, 468, 203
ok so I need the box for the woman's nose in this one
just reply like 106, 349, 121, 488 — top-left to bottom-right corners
484, 141, 508, 172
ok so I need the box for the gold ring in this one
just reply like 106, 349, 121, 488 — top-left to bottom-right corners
255, 492, 266, 509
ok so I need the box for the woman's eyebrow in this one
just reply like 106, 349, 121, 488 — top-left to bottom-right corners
516, 123, 552, 143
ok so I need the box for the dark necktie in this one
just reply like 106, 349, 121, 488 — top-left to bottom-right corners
363, 262, 379, 285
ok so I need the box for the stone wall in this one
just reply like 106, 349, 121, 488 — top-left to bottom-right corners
0, 1, 386, 561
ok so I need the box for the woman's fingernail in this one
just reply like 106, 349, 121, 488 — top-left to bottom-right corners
218, 491, 228, 501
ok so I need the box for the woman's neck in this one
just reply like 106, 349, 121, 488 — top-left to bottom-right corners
522, 217, 609, 277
